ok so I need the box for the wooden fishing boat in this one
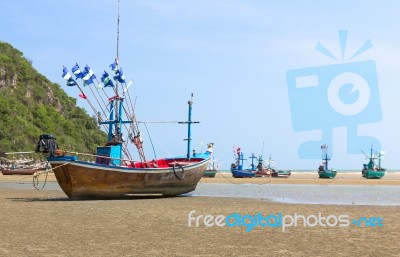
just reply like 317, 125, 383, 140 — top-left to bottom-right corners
35, 3, 212, 199
361, 146, 385, 179
230, 148, 256, 178
318, 144, 337, 179
37, 94, 212, 199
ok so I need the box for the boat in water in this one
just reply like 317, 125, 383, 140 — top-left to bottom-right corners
361, 146, 386, 179
230, 148, 256, 178
317, 144, 337, 179
34, 3, 212, 199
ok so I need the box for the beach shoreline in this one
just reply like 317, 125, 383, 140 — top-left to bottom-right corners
2, 171, 400, 186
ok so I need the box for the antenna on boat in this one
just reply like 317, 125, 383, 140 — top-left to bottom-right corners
116, 0, 120, 61
260, 141, 265, 159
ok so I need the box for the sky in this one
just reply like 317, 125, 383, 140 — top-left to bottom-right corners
1, 0, 400, 170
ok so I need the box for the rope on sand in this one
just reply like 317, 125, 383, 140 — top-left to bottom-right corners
216, 170, 242, 185
33, 162, 69, 190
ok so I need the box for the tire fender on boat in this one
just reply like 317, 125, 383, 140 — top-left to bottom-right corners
172, 163, 185, 180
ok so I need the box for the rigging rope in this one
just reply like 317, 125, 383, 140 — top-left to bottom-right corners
143, 122, 157, 160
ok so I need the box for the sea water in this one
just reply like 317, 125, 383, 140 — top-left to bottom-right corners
1, 180, 399, 206
189, 183, 400, 206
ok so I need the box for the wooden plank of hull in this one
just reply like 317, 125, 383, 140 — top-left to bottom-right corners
50, 160, 209, 199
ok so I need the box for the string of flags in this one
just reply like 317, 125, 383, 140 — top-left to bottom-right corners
61, 59, 126, 98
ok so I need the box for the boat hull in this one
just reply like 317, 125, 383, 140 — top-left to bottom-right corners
271, 170, 291, 178
203, 170, 217, 177
1, 168, 41, 175
49, 158, 210, 199
231, 169, 256, 178
362, 169, 385, 179
255, 168, 271, 177
318, 170, 337, 179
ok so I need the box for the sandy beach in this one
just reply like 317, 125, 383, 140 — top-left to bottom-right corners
1, 172, 399, 256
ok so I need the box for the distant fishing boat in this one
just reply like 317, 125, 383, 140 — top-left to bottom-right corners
253, 142, 271, 177
361, 146, 386, 179
264, 155, 291, 178
1, 167, 41, 175
318, 144, 337, 179
230, 148, 256, 178
34, 2, 212, 199
0, 155, 46, 175
203, 143, 218, 178
255, 155, 271, 177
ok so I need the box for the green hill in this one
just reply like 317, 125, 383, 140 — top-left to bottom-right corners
0, 41, 107, 154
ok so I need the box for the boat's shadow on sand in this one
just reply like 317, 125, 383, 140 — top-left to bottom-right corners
8, 194, 189, 202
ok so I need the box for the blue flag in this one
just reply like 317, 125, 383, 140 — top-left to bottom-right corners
113, 67, 125, 83
72, 63, 83, 79
109, 59, 118, 71
101, 71, 114, 87
62, 66, 77, 86
62, 66, 72, 80
66, 79, 78, 87
82, 65, 96, 85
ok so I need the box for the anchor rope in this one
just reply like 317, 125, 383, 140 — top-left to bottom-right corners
32, 162, 70, 190
215, 170, 242, 185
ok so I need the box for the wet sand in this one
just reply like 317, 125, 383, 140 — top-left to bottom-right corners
201, 172, 400, 186
0, 173, 399, 256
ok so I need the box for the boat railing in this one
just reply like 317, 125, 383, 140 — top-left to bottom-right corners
59, 151, 204, 168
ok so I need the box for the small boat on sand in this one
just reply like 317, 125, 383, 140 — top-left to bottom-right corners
255, 155, 271, 177
230, 148, 256, 178
264, 155, 291, 178
1, 167, 42, 175
361, 146, 385, 179
203, 144, 218, 178
1, 157, 47, 175
318, 144, 337, 179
